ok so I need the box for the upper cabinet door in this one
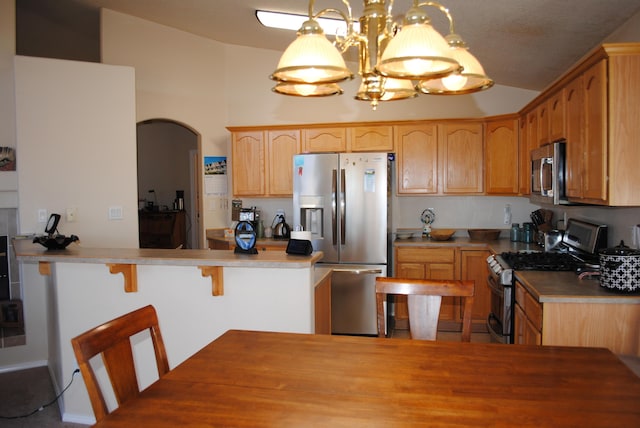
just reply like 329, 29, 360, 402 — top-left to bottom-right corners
582, 59, 608, 203
348, 125, 394, 152
302, 127, 347, 153
548, 90, 566, 142
232, 131, 265, 196
564, 75, 584, 199
537, 102, 550, 147
267, 130, 300, 196
440, 122, 484, 194
485, 118, 519, 195
518, 116, 530, 195
395, 124, 438, 194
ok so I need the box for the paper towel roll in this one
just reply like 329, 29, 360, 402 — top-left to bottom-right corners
291, 231, 312, 240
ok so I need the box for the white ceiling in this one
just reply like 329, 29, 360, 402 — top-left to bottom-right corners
28, 0, 640, 91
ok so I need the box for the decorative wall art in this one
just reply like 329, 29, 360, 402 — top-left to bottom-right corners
204, 156, 227, 195
0, 147, 16, 171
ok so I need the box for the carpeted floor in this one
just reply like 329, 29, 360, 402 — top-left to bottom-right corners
0, 366, 88, 428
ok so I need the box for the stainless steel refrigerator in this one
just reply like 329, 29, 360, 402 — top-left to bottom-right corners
293, 153, 392, 336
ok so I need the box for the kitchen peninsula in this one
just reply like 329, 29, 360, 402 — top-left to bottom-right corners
12, 239, 327, 423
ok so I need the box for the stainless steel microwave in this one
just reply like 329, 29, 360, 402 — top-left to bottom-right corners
530, 140, 570, 205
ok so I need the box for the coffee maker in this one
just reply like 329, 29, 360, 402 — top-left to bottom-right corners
174, 190, 185, 211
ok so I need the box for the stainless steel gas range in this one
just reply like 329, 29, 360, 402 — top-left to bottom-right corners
485, 219, 608, 344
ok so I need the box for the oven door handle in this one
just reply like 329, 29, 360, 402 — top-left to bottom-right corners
486, 274, 505, 298
486, 313, 509, 344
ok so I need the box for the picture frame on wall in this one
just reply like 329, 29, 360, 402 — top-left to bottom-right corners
0, 147, 16, 171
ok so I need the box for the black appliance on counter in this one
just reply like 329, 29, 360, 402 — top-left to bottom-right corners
485, 219, 608, 344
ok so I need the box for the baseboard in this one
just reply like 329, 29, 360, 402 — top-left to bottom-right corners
0, 359, 47, 374
62, 411, 95, 425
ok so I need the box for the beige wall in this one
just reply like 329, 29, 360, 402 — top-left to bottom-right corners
101, 9, 230, 238
222, 45, 539, 126
15, 56, 138, 247
100, 8, 540, 234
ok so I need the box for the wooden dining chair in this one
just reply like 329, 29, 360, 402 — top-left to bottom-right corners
376, 278, 475, 341
70, 305, 170, 422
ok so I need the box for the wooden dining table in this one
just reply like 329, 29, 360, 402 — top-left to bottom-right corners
94, 329, 640, 427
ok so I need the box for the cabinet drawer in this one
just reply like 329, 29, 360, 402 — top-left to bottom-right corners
396, 247, 455, 263
515, 282, 542, 331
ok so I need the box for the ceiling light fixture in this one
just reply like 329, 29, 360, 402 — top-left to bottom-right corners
263, 0, 493, 110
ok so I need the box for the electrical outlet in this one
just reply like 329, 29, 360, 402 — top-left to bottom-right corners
503, 204, 512, 225
66, 207, 77, 222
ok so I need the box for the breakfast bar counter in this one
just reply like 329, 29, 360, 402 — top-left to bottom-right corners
12, 239, 327, 424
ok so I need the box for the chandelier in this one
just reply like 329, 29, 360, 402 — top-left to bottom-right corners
263, 0, 493, 110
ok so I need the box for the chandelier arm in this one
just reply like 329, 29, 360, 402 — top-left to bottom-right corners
313, 5, 360, 50
416, 1, 456, 35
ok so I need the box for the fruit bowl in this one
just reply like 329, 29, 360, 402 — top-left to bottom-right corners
429, 229, 456, 241
467, 229, 501, 241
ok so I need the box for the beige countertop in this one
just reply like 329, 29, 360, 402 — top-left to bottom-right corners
12, 238, 322, 269
394, 236, 640, 304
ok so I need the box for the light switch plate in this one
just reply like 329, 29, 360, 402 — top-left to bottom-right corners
108, 206, 123, 220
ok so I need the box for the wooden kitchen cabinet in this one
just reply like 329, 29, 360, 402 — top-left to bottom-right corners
564, 75, 583, 198
484, 116, 519, 195
536, 101, 550, 147
231, 129, 300, 197
267, 129, 300, 196
518, 114, 531, 195
459, 249, 491, 331
440, 122, 484, 194
514, 281, 542, 345
568, 60, 608, 203
302, 127, 346, 153
348, 125, 393, 152
231, 130, 265, 196
394, 247, 458, 330
314, 272, 332, 335
395, 123, 439, 194
526, 107, 539, 150
396, 122, 483, 195
524, 43, 640, 206
548, 90, 565, 142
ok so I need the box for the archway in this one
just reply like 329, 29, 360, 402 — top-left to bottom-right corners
136, 119, 201, 249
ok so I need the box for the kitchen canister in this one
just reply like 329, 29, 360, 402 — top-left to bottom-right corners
599, 241, 640, 292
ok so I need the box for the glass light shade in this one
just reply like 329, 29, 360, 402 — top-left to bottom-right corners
270, 33, 353, 84
417, 46, 494, 94
377, 24, 461, 80
272, 82, 343, 97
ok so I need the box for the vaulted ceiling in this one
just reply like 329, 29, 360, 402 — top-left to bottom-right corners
18, 0, 640, 91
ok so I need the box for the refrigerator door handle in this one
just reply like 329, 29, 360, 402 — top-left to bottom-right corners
332, 169, 337, 246
340, 168, 346, 245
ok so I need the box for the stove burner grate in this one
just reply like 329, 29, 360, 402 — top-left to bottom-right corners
499, 252, 586, 271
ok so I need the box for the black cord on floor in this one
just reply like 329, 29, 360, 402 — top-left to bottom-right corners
0, 368, 80, 420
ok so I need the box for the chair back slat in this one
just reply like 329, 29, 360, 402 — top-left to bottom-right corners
71, 305, 169, 422
407, 295, 441, 340
376, 278, 475, 342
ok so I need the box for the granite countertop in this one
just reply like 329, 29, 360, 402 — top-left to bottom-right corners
12, 239, 323, 269
394, 236, 640, 304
